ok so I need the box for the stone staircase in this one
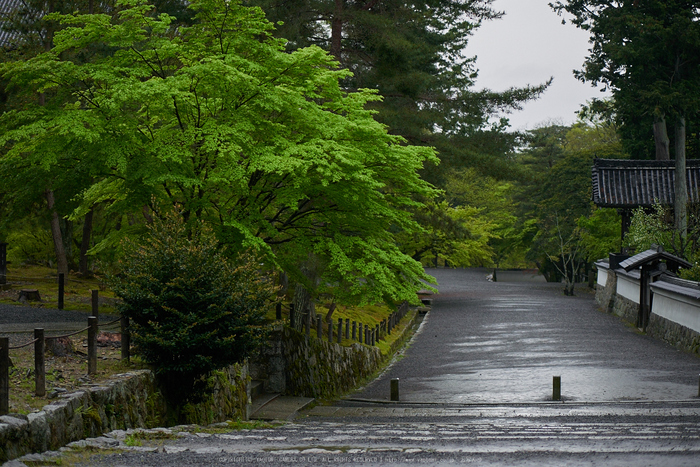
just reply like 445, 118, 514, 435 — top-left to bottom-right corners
249, 380, 314, 421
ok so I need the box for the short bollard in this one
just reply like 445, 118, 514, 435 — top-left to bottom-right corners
352, 321, 357, 341
345, 318, 350, 340
553, 376, 561, 401
316, 316, 322, 338
337, 318, 342, 343
391, 378, 400, 401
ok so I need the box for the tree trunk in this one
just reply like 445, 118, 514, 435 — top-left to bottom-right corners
293, 283, 310, 330
331, 0, 343, 62
564, 280, 575, 296
674, 116, 688, 241
61, 218, 77, 271
653, 117, 670, 161
79, 209, 94, 276
325, 302, 337, 323
45, 189, 69, 276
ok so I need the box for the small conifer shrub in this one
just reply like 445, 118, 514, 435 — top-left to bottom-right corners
109, 212, 275, 401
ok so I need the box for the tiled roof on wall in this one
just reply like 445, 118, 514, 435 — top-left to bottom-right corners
0, 0, 32, 47
592, 158, 700, 209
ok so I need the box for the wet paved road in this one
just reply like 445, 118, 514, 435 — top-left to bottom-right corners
357, 268, 700, 403
10, 268, 700, 466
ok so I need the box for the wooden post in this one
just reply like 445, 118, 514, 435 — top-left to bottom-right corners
328, 320, 333, 342
390, 378, 399, 401
91, 289, 99, 319
0, 243, 6, 285
345, 318, 350, 340
352, 321, 357, 341
88, 317, 98, 375
121, 316, 130, 363
316, 316, 322, 339
358, 323, 363, 344
34, 328, 45, 397
58, 273, 64, 310
0, 337, 8, 415
553, 376, 561, 401
337, 318, 342, 343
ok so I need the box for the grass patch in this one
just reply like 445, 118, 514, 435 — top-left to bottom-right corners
188, 419, 282, 435
124, 430, 179, 447
269, 301, 414, 356
0, 264, 118, 315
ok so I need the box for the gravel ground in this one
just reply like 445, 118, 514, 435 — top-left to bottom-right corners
0, 303, 117, 345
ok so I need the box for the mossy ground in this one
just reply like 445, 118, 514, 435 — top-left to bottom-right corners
0, 265, 118, 314
7, 343, 146, 415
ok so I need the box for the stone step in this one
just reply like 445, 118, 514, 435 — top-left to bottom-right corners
249, 392, 280, 418
250, 395, 315, 421
250, 380, 265, 399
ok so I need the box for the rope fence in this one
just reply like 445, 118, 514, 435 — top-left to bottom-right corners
0, 314, 131, 416
1, 299, 412, 415
6, 316, 120, 350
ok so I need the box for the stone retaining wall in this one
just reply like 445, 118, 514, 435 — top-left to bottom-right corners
0, 363, 249, 463
596, 262, 700, 355
611, 294, 639, 325
282, 327, 383, 399
647, 313, 700, 355
251, 310, 420, 400
2, 309, 421, 462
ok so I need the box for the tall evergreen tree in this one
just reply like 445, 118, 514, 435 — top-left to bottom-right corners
552, 0, 700, 238
249, 0, 549, 183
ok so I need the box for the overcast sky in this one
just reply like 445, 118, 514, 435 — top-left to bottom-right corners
468, 0, 610, 131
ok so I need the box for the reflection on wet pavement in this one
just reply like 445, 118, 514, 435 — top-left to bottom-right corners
355, 268, 700, 403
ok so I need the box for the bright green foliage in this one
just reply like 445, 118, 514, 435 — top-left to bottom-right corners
396, 200, 495, 268
444, 168, 526, 267
109, 211, 276, 401
0, 0, 438, 304
577, 208, 621, 262
4, 218, 55, 265
515, 121, 626, 290
623, 203, 700, 259
625, 204, 673, 252
250, 0, 548, 186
